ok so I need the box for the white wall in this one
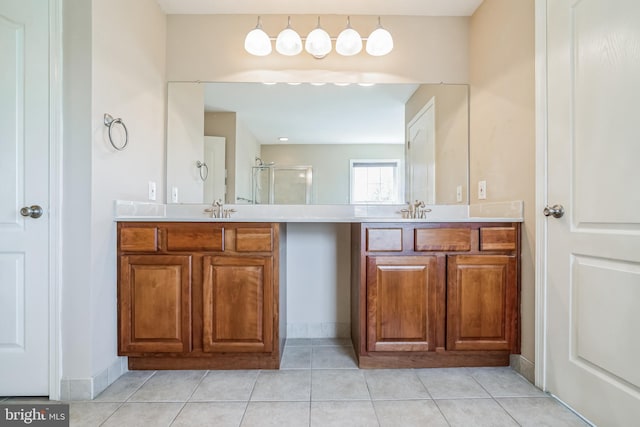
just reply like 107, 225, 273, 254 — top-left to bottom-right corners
261, 144, 404, 204
469, 0, 536, 373
166, 82, 205, 203
235, 119, 260, 203
62, 0, 93, 382
286, 224, 352, 338
61, 0, 167, 399
166, 15, 469, 84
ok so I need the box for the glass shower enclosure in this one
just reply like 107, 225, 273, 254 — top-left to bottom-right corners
251, 165, 313, 204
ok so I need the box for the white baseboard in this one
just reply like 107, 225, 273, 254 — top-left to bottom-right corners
510, 354, 535, 383
287, 322, 350, 338
59, 357, 127, 400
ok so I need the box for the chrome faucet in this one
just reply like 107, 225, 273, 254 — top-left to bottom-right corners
400, 200, 431, 219
205, 199, 223, 218
204, 199, 236, 218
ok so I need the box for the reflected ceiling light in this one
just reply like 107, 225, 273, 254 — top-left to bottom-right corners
244, 17, 272, 56
245, 16, 393, 58
334, 82, 351, 87
357, 82, 376, 87
275, 16, 302, 56
310, 82, 327, 86
278, 137, 289, 142
366, 17, 394, 56
305, 17, 332, 59
336, 17, 362, 56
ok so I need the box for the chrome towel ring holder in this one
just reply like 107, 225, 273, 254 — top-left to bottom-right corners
196, 160, 209, 181
104, 113, 128, 151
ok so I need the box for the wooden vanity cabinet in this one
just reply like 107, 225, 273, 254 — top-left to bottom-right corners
366, 255, 441, 352
351, 222, 520, 368
118, 254, 192, 354
117, 222, 285, 370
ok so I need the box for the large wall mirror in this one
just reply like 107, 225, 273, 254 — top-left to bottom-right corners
166, 82, 469, 205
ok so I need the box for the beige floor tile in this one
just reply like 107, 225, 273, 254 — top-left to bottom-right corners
171, 402, 245, 427
373, 400, 448, 427
311, 401, 379, 427
470, 367, 544, 398
312, 346, 358, 369
280, 346, 312, 369
312, 338, 353, 347
436, 398, 519, 427
128, 370, 206, 402
312, 370, 370, 401
94, 371, 155, 402
285, 338, 314, 347
250, 370, 311, 401
190, 371, 257, 402
241, 401, 310, 427
365, 369, 430, 400
416, 368, 490, 399
497, 397, 591, 426
69, 402, 120, 427
101, 402, 183, 427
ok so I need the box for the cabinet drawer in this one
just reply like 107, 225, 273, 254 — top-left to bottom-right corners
415, 228, 471, 251
166, 224, 224, 252
366, 228, 403, 252
480, 227, 517, 251
236, 227, 273, 252
119, 226, 158, 252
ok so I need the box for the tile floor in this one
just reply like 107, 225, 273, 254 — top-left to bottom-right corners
1, 338, 591, 426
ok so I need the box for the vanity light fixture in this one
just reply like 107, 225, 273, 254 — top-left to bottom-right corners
335, 17, 363, 56
305, 17, 332, 58
244, 16, 272, 56
275, 16, 302, 56
365, 16, 394, 56
244, 16, 394, 58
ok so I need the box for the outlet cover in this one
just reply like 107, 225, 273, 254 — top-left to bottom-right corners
456, 185, 463, 202
478, 180, 487, 200
171, 186, 179, 203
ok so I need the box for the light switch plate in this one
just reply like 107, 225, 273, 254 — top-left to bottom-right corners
148, 181, 157, 201
478, 180, 487, 200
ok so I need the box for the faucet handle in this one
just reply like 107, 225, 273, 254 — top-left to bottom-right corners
223, 208, 237, 218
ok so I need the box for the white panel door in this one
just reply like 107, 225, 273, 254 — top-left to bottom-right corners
0, 0, 50, 395
545, 0, 640, 425
407, 98, 436, 204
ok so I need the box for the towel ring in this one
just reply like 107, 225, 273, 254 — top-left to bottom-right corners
104, 113, 128, 151
196, 160, 209, 181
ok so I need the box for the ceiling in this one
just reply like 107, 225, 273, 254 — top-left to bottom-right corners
204, 83, 419, 145
156, 0, 483, 16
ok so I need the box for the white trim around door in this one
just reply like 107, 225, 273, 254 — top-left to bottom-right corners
48, 0, 63, 401
534, 0, 548, 391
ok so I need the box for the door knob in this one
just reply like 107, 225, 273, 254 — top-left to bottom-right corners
20, 205, 43, 219
543, 204, 564, 218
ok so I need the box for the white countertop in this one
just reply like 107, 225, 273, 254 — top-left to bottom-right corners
113, 201, 524, 223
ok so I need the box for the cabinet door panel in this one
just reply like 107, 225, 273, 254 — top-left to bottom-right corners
447, 255, 516, 351
202, 256, 273, 352
119, 255, 192, 354
367, 256, 440, 352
